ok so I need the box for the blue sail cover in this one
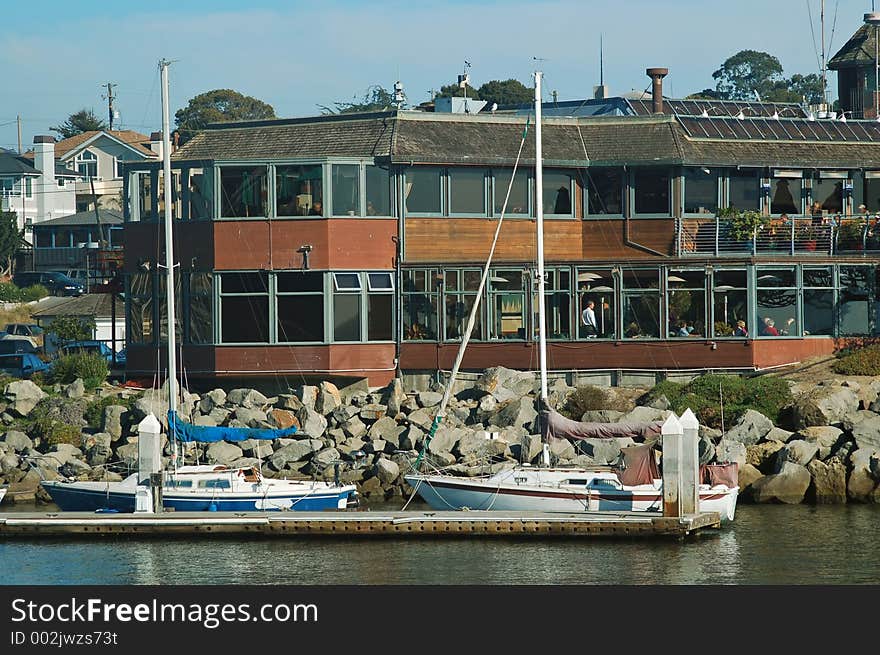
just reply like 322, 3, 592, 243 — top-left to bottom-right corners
167, 410, 298, 443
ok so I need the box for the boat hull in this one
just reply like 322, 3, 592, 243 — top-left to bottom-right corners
405, 474, 738, 522
41, 481, 357, 513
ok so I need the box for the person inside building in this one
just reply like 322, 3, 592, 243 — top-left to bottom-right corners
733, 319, 748, 337
581, 300, 598, 338
309, 201, 323, 216
761, 317, 779, 336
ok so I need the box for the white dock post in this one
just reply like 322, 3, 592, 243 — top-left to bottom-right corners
679, 408, 700, 515
661, 413, 683, 518
136, 413, 163, 514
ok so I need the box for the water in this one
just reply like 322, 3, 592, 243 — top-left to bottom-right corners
2, 502, 879, 585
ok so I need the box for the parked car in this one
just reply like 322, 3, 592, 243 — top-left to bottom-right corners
59, 340, 123, 364
0, 338, 38, 355
0, 353, 50, 378
12, 271, 85, 297
3, 323, 44, 349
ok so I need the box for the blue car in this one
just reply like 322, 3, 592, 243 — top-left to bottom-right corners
59, 341, 125, 365
0, 353, 50, 378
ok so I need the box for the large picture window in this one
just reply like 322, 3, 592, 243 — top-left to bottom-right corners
277, 272, 324, 342
403, 269, 440, 340
127, 273, 154, 344
728, 169, 760, 212
543, 170, 573, 216
756, 267, 798, 337
667, 269, 706, 338
576, 268, 616, 339
449, 168, 487, 215
489, 269, 526, 339
333, 273, 362, 342
276, 165, 323, 217
367, 272, 394, 341
622, 269, 660, 338
365, 165, 391, 216
683, 167, 718, 215
331, 164, 360, 216
803, 266, 834, 336
220, 166, 268, 218
586, 168, 624, 216
219, 272, 269, 343
839, 265, 871, 335
187, 273, 213, 344
712, 269, 747, 337
770, 174, 802, 215
542, 268, 572, 340
633, 169, 670, 215
494, 169, 530, 216
405, 167, 442, 214
444, 269, 482, 341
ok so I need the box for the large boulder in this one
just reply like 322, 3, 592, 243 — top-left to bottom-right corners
745, 441, 785, 473
737, 462, 764, 492
714, 439, 748, 469
375, 457, 400, 485
488, 397, 538, 431
474, 367, 537, 400
269, 441, 318, 470
315, 381, 342, 415
784, 384, 859, 429
576, 438, 632, 465
2, 430, 33, 453
4, 380, 47, 417
102, 405, 128, 441
749, 461, 812, 504
226, 388, 268, 409
807, 457, 848, 504
82, 432, 112, 466
198, 389, 227, 414
847, 448, 880, 502
775, 439, 820, 468
723, 409, 773, 446
794, 426, 842, 460
847, 414, 880, 452
296, 406, 327, 437
206, 441, 244, 466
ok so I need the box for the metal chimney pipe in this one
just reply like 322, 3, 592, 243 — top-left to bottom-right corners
646, 67, 669, 114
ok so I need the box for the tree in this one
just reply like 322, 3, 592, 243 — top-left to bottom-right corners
685, 88, 721, 100
0, 211, 21, 277
712, 50, 785, 101
320, 85, 396, 114
476, 79, 533, 106
51, 109, 107, 139
785, 73, 825, 105
435, 82, 481, 99
174, 89, 276, 141
47, 316, 95, 347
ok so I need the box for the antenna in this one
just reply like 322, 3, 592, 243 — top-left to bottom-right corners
458, 60, 472, 112
393, 80, 405, 108
101, 82, 117, 130
599, 34, 604, 87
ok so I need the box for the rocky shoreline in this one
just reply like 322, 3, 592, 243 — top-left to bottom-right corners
1, 366, 878, 507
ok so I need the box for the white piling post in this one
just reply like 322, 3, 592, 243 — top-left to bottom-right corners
136, 413, 163, 513
661, 413, 683, 518
679, 408, 700, 515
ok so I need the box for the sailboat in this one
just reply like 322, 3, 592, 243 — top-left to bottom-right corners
403, 71, 739, 522
42, 60, 357, 513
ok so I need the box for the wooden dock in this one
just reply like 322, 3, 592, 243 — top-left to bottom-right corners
0, 509, 722, 538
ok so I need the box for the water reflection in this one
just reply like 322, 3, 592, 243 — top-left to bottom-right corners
1, 504, 878, 585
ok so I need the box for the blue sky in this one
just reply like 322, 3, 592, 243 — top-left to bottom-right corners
0, 0, 876, 152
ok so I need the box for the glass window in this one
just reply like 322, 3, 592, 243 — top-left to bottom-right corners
76, 150, 97, 179
219, 272, 269, 343
405, 167, 442, 214
862, 175, 880, 213
667, 269, 706, 338
633, 169, 670, 215
367, 279, 393, 342
577, 268, 616, 339
367, 273, 394, 291
756, 267, 798, 337
127, 273, 154, 344
403, 269, 439, 341
34, 230, 52, 248
219, 166, 268, 218
839, 265, 871, 335
333, 295, 360, 342
728, 169, 760, 212
277, 165, 323, 217
587, 168, 624, 216
186, 168, 213, 220
542, 268, 572, 340
277, 271, 324, 343
333, 272, 361, 291
494, 169, 529, 216
365, 165, 391, 216
187, 273, 213, 344
331, 164, 359, 216
156, 275, 183, 343
449, 168, 486, 215
543, 170, 573, 216
489, 269, 525, 339
770, 177, 802, 215
712, 269, 748, 337
683, 168, 718, 215
622, 269, 660, 338
25, 178, 32, 198
138, 172, 155, 222
444, 269, 483, 341
812, 175, 844, 215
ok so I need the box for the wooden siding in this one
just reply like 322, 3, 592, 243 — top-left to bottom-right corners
404, 217, 674, 264
214, 219, 397, 270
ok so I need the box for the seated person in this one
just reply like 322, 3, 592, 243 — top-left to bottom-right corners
309, 201, 323, 216
760, 317, 779, 336
733, 320, 748, 337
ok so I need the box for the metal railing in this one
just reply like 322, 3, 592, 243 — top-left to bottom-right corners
677, 216, 878, 256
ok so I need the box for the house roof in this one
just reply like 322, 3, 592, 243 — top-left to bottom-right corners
0, 151, 39, 175
30, 293, 124, 320
23, 130, 157, 161
829, 23, 877, 69
32, 209, 123, 227
169, 105, 880, 171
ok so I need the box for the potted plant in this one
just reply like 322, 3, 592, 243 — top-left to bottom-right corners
839, 219, 865, 250
718, 207, 770, 250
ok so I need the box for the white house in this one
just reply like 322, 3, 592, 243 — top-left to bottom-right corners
29, 293, 125, 355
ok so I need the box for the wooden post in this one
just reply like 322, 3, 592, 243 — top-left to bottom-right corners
661, 413, 683, 518
679, 408, 700, 515
150, 472, 164, 513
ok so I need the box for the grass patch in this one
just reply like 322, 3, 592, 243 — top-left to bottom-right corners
49, 353, 109, 389
641, 373, 792, 430
831, 344, 880, 375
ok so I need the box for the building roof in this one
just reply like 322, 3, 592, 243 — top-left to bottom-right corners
829, 23, 876, 69
169, 102, 880, 171
0, 151, 39, 175
30, 293, 124, 320
32, 209, 123, 227
23, 130, 157, 161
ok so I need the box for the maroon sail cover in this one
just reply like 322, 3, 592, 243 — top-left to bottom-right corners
542, 408, 663, 442
700, 462, 739, 488
617, 444, 661, 486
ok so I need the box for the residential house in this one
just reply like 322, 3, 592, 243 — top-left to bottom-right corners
31, 209, 123, 279
30, 293, 125, 355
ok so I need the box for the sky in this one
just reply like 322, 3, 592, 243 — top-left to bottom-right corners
1, 0, 877, 153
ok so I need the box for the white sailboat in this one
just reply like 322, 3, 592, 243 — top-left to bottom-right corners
42, 60, 357, 513
404, 71, 738, 522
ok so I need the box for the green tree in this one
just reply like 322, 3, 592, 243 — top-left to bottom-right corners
784, 73, 825, 104
685, 88, 720, 100
48, 316, 95, 347
175, 89, 276, 141
435, 82, 481, 99
476, 79, 533, 106
0, 211, 21, 277
320, 85, 396, 114
712, 50, 785, 101
51, 109, 107, 139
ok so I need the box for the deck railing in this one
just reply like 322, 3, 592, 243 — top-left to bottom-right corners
677, 216, 879, 256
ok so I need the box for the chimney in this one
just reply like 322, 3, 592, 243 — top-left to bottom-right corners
149, 131, 163, 158
33, 136, 56, 223
646, 67, 669, 114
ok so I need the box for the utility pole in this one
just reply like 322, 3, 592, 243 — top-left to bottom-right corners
102, 82, 117, 130
16, 116, 21, 154
820, 0, 827, 106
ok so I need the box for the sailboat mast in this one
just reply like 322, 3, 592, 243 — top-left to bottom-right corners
534, 70, 548, 402
159, 59, 180, 459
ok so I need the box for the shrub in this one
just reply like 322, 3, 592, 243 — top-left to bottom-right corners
0, 282, 48, 302
50, 353, 109, 389
26, 397, 87, 447
562, 384, 630, 419
642, 373, 792, 430
831, 344, 880, 375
